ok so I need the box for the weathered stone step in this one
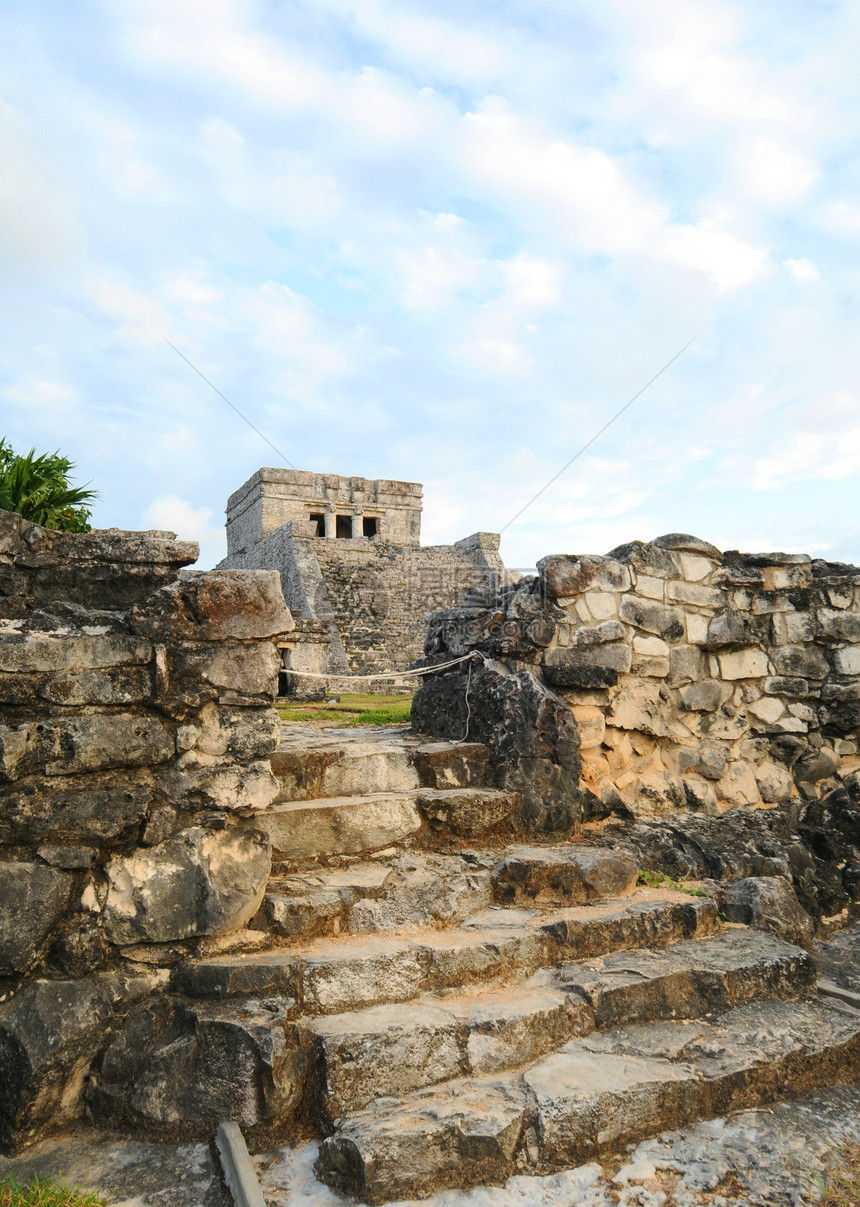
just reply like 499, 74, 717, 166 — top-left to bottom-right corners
173, 890, 719, 1015
273, 727, 492, 803
492, 844, 639, 907
302, 929, 812, 1120
256, 853, 492, 940
259, 788, 517, 860
315, 995, 860, 1204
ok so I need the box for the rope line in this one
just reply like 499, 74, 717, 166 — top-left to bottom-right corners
283, 651, 482, 682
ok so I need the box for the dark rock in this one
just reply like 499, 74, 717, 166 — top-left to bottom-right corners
771, 646, 829, 680
412, 658, 583, 833
716, 877, 815, 946
544, 642, 632, 689
765, 676, 809, 697
0, 776, 152, 844
537, 554, 630, 599
0, 863, 73, 975
706, 609, 766, 649
606, 540, 679, 579
492, 846, 638, 907
0, 978, 113, 1151
618, 598, 685, 642
89, 996, 311, 1146
678, 680, 724, 713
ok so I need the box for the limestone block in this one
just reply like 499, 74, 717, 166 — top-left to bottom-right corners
755, 761, 793, 803
666, 581, 723, 609
37, 666, 154, 706
717, 877, 813, 946
166, 754, 281, 813
572, 620, 625, 646
607, 540, 679, 579
747, 697, 786, 725
633, 635, 670, 657
833, 647, 860, 675
183, 701, 279, 761
773, 612, 814, 645
828, 586, 854, 609
618, 598, 685, 642
677, 553, 715, 582
718, 648, 769, 680
0, 862, 74, 975
0, 633, 152, 674
678, 741, 728, 780
678, 679, 724, 712
788, 702, 814, 721
717, 761, 760, 806
571, 705, 605, 749
102, 824, 271, 945
0, 978, 114, 1149
556, 624, 571, 648
634, 574, 664, 601
771, 645, 829, 680
751, 592, 798, 615
669, 644, 703, 685
706, 609, 765, 649
0, 775, 152, 844
619, 770, 685, 817
537, 555, 630, 598
820, 683, 860, 729
165, 641, 281, 708
606, 679, 667, 736
543, 642, 632, 689
686, 613, 709, 645
794, 747, 840, 783
761, 563, 812, 591
681, 774, 718, 811
1, 713, 175, 781
818, 610, 860, 642
130, 569, 293, 642
631, 656, 670, 678
764, 676, 808, 698
580, 592, 618, 620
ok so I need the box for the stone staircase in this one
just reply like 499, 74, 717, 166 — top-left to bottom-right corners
91, 725, 860, 1204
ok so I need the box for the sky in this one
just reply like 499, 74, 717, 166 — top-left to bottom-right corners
1, 0, 859, 571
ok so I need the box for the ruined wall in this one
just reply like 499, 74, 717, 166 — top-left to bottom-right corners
0, 508, 199, 619
416, 534, 860, 820
0, 567, 292, 1149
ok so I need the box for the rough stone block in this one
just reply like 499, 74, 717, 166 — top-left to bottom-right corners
747, 697, 786, 725
164, 642, 281, 709
771, 646, 829, 680
0, 978, 114, 1150
706, 609, 765, 649
818, 610, 860, 643
571, 620, 625, 646
607, 679, 668, 735
716, 878, 814, 946
0, 634, 152, 674
666, 581, 723, 609
102, 824, 271, 945
833, 647, 860, 676
0, 714, 174, 781
619, 598, 685, 642
607, 540, 679, 579
633, 635, 669, 657
0, 863, 74, 975
581, 592, 618, 620
678, 679, 724, 712
537, 555, 630, 599
669, 644, 703, 685
130, 569, 293, 642
677, 553, 715, 582
755, 760, 793, 803
652, 534, 721, 558
764, 676, 808, 697
543, 643, 632, 689
718, 648, 769, 680
162, 756, 281, 813
0, 776, 152, 844
493, 845, 638, 907
38, 666, 154, 706
634, 574, 665, 600
571, 706, 605, 749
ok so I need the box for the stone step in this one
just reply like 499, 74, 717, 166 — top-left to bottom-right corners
272, 727, 492, 802
259, 789, 518, 861
255, 853, 492, 941
492, 844, 640, 907
314, 995, 860, 1204
302, 929, 812, 1121
172, 889, 719, 1016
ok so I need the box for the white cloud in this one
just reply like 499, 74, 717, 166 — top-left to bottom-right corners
783, 258, 820, 283
142, 496, 224, 567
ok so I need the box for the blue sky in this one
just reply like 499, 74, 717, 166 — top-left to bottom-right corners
1, 0, 859, 570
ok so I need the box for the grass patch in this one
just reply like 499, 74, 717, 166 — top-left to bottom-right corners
818, 1141, 860, 1206
637, 869, 711, 898
0, 1175, 109, 1206
276, 693, 412, 727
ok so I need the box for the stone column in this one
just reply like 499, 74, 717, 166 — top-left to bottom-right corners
324, 508, 336, 539
351, 512, 363, 539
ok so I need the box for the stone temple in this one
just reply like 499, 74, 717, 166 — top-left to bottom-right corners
218, 467, 505, 685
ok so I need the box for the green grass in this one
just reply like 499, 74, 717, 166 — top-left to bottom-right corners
637, 869, 711, 898
0, 1174, 109, 1206
275, 692, 412, 727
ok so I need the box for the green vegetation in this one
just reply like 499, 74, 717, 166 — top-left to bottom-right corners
276, 692, 412, 727
0, 1174, 109, 1207
817, 1141, 860, 1206
0, 439, 97, 532
637, 869, 711, 898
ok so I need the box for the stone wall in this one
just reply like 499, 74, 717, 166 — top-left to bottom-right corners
0, 567, 293, 1149
414, 534, 860, 822
0, 508, 198, 619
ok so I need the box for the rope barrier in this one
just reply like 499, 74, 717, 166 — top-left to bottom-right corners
282, 651, 482, 682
